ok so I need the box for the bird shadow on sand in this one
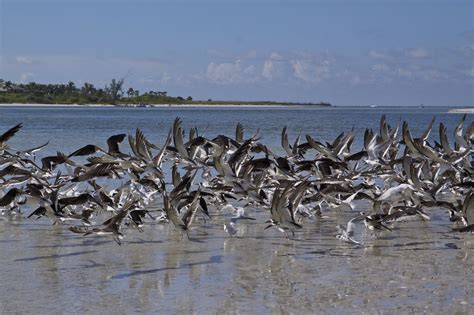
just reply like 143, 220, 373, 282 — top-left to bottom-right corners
29, 240, 111, 248
0, 239, 20, 243
44, 259, 107, 272
14, 250, 98, 262
111, 254, 223, 280
127, 239, 164, 245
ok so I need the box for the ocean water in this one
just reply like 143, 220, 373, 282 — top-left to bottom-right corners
0, 105, 473, 314
0, 105, 467, 155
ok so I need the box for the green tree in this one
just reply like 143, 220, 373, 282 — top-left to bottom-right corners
67, 81, 76, 93
105, 77, 125, 104
82, 82, 96, 96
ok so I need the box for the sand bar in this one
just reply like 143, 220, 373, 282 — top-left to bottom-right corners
448, 108, 474, 113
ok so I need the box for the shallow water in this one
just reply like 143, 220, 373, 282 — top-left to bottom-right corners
0, 106, 473, 314
1, 205, 473, 314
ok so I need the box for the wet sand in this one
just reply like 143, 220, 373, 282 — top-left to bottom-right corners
1, 204, 472, 314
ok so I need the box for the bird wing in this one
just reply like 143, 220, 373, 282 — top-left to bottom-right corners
173, 117, 190, 159
454, 114, 468, 151
135, 128, 153, 160
163, 193, 185, 228
235, 123, 244, 143
152, 128, 172, 167
438, 123, 454, 156
0, 123, 22, 144
68, 144, 101, 157
346, 218, 357, 237
107, 133, 126, 155
462, 191, 474, 225
281, 126, 293, 156
182, 190, 201, 228
420, 117, 435, 141
72, 163, 114, 182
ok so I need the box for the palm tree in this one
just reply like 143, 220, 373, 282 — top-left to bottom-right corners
82, 82, 96, 96
67, 81, 76, 93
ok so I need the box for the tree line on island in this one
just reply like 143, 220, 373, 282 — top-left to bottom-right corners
0, 78, 331, 107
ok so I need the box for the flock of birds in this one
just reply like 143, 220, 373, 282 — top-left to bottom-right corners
0, 115, 473, 245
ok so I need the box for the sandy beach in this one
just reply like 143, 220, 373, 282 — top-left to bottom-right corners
0, 103, 313, 108
448, 108, 474, 113
0, 103, 114, 107
2, 104, 473, 111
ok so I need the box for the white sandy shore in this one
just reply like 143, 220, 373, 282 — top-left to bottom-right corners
448, 108, 474, 113
0, 103, 317, 108
0, 103, 113, 107
1, 104, 472, 111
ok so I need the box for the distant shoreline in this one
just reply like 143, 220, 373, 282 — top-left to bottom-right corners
447, 108, 474, 113
0, 103, 330, 108
1, 103, 472, 111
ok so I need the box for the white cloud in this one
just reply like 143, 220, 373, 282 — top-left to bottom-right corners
262, 59, 275, 80
195, 59, 255, 85
370, 48, 431, 61
460, 44, 474, 57
206, 60, 245, 84
243, 65, 256, 75
20, 72, 36, 83
15, 56, 34, 64
291, 59, 334, 84
269, 52, 284, 60
289, 51, 346, 82
139, 77, 157, 85
397, 67, 413, 78
207, 49, 228, 58
243, 50, 257, 59
369, 61, 450, 83
291, 60, 309, 81
368, 50, 387, 59
262, 52, 291, 81
405, 48, 430, 59
371, 63, 390, 72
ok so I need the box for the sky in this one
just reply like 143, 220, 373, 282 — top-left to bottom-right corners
1, 0, 473, 106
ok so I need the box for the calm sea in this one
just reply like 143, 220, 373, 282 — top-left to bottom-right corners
0, 105, 468, 156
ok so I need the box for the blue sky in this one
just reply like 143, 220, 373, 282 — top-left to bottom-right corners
1, 0, 473, 106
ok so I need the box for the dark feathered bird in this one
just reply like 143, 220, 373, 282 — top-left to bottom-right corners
0, 188, 23, 207
0, 123, 22, 149
107, 134, 126, 155
68, 144, 104, 157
